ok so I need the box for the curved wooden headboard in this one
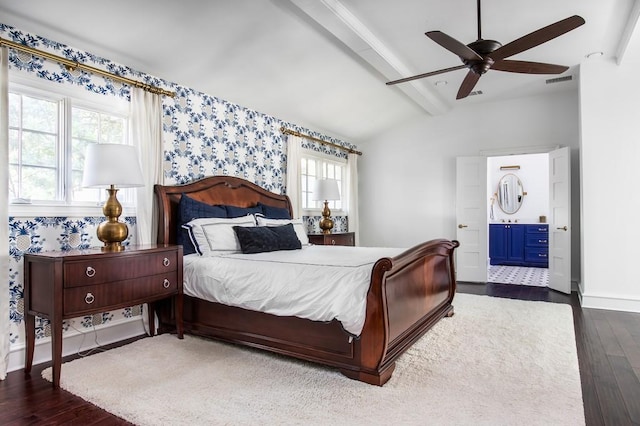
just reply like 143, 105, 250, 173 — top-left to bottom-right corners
154, 176, 293, 245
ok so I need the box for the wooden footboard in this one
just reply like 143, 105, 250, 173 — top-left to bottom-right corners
343, 239, 459, 385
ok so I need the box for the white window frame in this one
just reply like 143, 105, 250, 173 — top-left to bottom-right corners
7, 73, 134, 217
301, 149, 347, 215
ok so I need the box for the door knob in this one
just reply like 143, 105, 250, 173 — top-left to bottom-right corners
458, 224, 468, 229
557, 225, 568, 231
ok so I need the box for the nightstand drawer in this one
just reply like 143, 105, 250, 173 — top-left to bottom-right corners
64, 250, 178, 287
63, 273, 179, 316
308, 232, 355, 246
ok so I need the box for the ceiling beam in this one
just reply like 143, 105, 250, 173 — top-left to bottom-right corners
289, 0, 451, 116
615, 0, 640, 64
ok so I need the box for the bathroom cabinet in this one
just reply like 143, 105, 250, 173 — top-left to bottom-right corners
489, 224, 548, 267
489, 224, 525, 265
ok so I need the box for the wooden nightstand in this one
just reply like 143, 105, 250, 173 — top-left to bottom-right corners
307, 232, 355, 246
23, 244, 183, 388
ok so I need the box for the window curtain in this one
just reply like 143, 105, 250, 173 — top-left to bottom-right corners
131, 88, 163, 245
1, 46, 10, 380
346, 152, 360, 246
285, 135, 302, 218
131, 88, 163, 335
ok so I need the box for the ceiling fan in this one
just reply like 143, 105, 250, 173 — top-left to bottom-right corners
386, 0, 585, 99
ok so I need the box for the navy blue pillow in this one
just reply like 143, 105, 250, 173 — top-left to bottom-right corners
225, 205, 262, 218
269, 224, 301, 249
178, 194, 227, 255
258, 202, 291, 219
233, 224, 301, 254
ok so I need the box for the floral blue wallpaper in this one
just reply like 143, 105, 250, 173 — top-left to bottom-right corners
2, 23, 356, 350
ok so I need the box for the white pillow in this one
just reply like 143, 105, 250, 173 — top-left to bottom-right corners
183, 215, 256, 256
255, 217, 309, 246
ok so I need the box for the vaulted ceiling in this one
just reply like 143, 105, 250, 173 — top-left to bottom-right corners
0, 0, 638, 144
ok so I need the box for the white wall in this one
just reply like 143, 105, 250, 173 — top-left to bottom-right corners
579, 58, 640, 311
358, 90, 581, 281
488, 153, 549, 224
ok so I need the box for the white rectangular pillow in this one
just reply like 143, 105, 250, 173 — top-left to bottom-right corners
183, 215, 256, 256
255, 217, 309, 246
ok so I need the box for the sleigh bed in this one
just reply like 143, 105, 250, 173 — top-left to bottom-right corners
154, 175, 459, 385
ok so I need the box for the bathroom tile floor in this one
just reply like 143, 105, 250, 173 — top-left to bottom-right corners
487, 265, 549, 287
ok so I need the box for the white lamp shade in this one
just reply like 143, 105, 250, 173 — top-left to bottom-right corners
312, 178, 340, 201
82, 144, 144, 188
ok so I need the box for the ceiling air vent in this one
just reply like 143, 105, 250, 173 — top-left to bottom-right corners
546, 75, 573, 84
469, 90, 483, 96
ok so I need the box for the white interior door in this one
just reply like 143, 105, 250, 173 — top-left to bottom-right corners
455, 156, 488, 282
548, 147, 571, 293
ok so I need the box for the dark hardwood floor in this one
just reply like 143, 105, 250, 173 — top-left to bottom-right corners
1, 283, 639, 425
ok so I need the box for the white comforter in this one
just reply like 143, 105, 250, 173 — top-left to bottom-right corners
183, 245, 403, 336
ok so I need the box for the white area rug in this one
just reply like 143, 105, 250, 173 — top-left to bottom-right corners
43, 294, 584, 425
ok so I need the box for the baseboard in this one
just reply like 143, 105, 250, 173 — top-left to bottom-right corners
579, 292, 640, 313
571, 280, 579, 292
7, 316, 146, 373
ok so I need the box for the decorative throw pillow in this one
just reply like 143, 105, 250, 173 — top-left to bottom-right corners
177, 194, 227, 255
269, 224, 303, 250
183, 215, 256, 256
233, 224, 302, 254
257, 202, 291, 219
255, 217, 309, 246
225, 205, 263, 218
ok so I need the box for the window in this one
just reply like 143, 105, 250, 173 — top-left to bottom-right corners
8, 82, 130, 209
301, 151, 346, 212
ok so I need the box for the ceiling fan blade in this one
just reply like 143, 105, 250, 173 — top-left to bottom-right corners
489, 15, 585, 62
426, 31, 482, 61
456, 70, 481, 99
386, 64, 467, 85
491, 60, 569, 74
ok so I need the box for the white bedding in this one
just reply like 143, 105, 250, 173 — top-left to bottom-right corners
183, 245, 404, 336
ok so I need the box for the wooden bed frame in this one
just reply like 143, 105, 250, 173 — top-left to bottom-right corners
154, 175, 459, 385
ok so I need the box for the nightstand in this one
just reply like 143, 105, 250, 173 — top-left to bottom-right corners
307, 232, 355, 246
23, 244, 183, 388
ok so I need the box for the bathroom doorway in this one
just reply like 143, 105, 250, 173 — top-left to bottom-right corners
487, 153, 549, 287
456, 147, 570, 292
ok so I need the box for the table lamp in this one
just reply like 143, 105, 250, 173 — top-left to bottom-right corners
82, 144, 144, 251
312, 178, 340, 234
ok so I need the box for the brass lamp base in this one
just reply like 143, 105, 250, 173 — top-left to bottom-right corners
97, 186, 128, 251
319, 200, 334, 234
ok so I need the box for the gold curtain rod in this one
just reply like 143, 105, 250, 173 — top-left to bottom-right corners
280, 127, 362, 156
0, 37, 175, 97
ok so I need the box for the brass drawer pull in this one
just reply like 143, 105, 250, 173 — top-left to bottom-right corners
85, 292, 95, 304
163, 279, 171, 289
163, 257, 171, 267
85, 266, 96, 278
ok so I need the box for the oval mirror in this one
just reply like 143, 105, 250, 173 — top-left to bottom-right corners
497, 173, 524, 214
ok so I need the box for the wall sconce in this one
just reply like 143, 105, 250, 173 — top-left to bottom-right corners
311, 179, 340, 234
82, 144, 144, 251
500, 165, 520, 170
